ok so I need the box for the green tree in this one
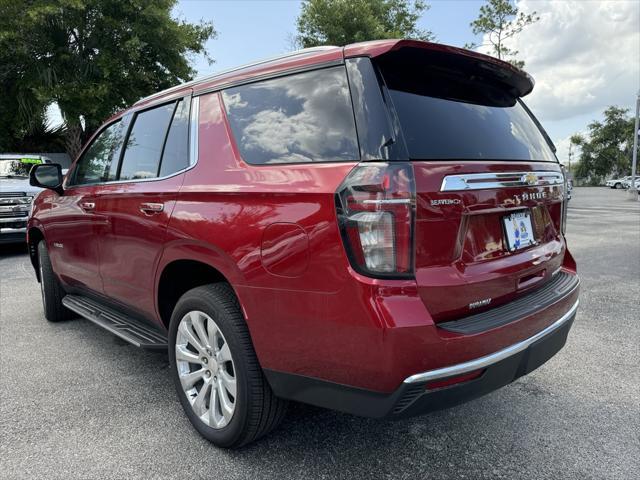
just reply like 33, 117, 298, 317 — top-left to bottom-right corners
0, 0, 215, 157
573, 107, 635, 184
466, 0, 538, 69
294, 0, 433, 49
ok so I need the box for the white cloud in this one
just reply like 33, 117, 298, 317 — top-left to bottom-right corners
499, 0, 639, 123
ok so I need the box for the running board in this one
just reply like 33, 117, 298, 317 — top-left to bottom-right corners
62, 295, 168, 349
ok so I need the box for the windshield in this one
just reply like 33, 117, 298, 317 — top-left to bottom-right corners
0, 158, 42, 177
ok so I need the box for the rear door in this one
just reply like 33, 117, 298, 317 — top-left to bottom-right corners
373, 48, 567, 322
95, 96, 194, 320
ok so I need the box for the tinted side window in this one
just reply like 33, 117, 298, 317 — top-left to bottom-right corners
345, 57, 407, 161
119, 103, 175, 180
72, 121, 125, 185
159, 99, 190, 177
221, 66, 359, 164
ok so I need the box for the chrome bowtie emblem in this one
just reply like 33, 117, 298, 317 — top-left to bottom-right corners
521, 172, 538, 185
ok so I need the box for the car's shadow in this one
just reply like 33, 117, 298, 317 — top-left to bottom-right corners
109, 336, 559, 478
0, 242, 28, 258
20, 304, 603, 478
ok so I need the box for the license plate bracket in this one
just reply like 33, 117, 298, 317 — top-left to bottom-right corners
503, 210, 535, 251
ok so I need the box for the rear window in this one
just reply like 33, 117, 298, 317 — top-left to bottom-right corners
159, 99, 190, 177
221, 66, 359, 164
380, 58, 556, 162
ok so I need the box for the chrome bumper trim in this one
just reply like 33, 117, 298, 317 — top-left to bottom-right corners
0, 227, 27, 233
0, 216, 28, 224
403, 299, 579, 384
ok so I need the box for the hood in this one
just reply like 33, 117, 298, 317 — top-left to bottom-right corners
0, 177, 43, 196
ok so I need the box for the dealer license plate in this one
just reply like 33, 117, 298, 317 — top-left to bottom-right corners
503, 210, 535, 251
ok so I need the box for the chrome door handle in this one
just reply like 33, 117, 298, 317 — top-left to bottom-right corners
139, 202, 164, 214
79, 201, 95, 211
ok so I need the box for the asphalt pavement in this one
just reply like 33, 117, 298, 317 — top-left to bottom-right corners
1, 187, 638, 479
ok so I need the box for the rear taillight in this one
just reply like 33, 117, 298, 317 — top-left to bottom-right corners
335, 162, 415, 277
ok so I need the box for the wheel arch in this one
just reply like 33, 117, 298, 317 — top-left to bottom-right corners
27, 226, 45, 282
156, 257, 247, 331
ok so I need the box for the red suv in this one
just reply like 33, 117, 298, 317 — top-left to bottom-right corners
27, 40, 579, 448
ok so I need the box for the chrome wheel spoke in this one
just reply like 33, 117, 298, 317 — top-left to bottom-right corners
178, 321, 205, 354
217, 378, 234, 420
218, 342, 232, 363
179, 368, 206, 390
207, 317, 218, 347
219, 369, 237, 397
190, 312, 210, 349
209, 384, 221, 427
192, 381, 210, 417
175, 345, 200, 364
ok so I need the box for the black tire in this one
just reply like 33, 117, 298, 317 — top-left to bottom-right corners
37, 241, 73, 322
168, 283, 287, 448
615, 183, 622, 189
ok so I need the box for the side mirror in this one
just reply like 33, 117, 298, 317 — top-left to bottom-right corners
30, 163, 64, 195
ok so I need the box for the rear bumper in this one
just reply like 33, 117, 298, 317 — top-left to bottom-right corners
265, 299, 578, 418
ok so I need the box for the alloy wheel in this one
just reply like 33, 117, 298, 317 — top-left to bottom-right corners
175, 311, 237, 429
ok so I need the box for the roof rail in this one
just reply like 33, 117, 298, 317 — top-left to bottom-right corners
134, 45, 339, 106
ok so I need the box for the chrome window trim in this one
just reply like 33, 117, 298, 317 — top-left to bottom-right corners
135, 46, 339, 106
64, 96, 198, 190
189, 96, 199, 166
403, 298, 579, 384
195, 60, 345, 98
64, 164, 196, 189
440, 171, 564, 192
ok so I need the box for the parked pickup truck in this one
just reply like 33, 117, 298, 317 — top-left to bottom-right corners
0, 155, 52, 244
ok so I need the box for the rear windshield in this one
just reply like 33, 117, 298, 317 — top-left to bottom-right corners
381, 60, 556, 162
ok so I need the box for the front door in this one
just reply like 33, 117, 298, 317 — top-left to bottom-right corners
46, 119, 128, 293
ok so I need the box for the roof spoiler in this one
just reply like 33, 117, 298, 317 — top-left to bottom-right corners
345, 40, 534, 98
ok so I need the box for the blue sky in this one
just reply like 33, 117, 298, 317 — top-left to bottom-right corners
48, 1, 638, 166
173, 0, 639, 166
175, 0, 484, 76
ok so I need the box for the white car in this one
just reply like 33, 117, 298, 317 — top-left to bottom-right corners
622, 177, 640, 189
606, 176, 633, 189
0, 155, 50, 244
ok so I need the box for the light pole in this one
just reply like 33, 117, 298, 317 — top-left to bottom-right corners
630, 90, 639, 200
568, 142, 572, 178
